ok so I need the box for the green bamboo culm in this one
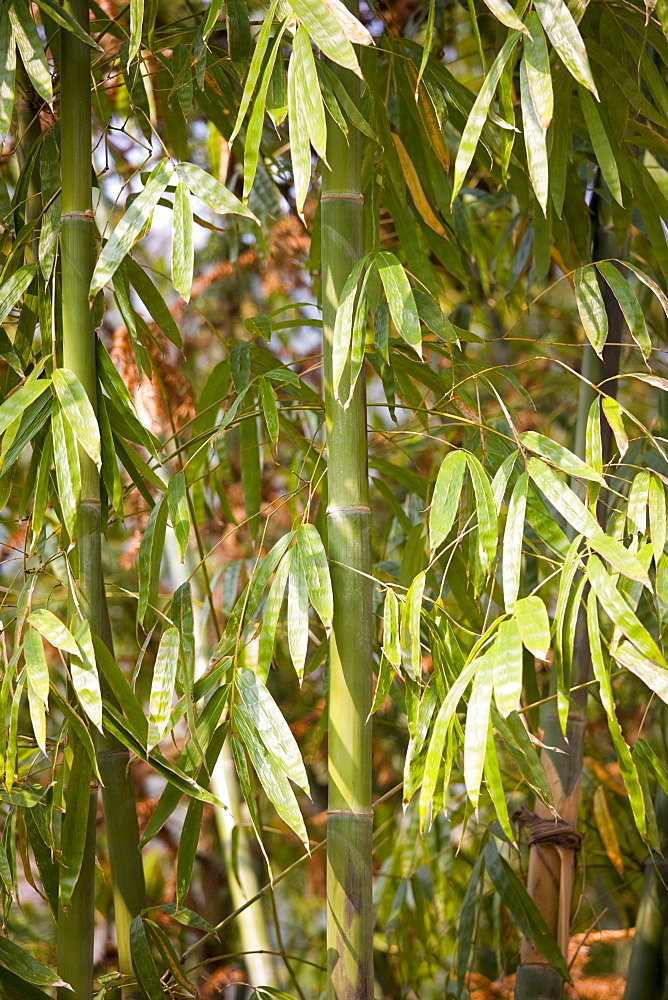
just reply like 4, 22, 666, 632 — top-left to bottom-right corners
58, 2, 145, 996
321, 16, 374, 1000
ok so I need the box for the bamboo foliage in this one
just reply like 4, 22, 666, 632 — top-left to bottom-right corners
1, 0, 668, 996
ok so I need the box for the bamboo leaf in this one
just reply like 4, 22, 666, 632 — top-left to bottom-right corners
521, 431, 603, 482
524, 12, 553, 127
233, 703, 309, 848
320, 0, 374, 44
9, 1, 52, 102
257, 552, 290, 682
287, 549, 309, 682
528, 457, 599, 536
71, 621, 103, 732
91, 159, 176, 293
27, 609, 78, 656
123, 256, 184, 351
430, 450, 467, 552
520, 53, 549, 214
166, 471, 190, 563
138, 495, 168, 625
130, 916, 168, 998
236, 667, 310, 794
503, 471, 528, 611
452, 33, 521, 202
243, 19, 288, 198
26, 684, 46, 754
588, 528, 650, 585
296, 523, 333, 630
176, 161, 258, 221
59, 746, 93, 908
259, 376, 279, 447
579, 87, 623, 207
292, 25, 327, 162
172, 183, 193, 301
289, 0, 361, 76
493, 618, 523, 717
596, 262, 651, 361
484, 726, 514, 840
382, 588, 401, 670
533, 0, 596, 95
33, 0, 100, 48
129, 0, 143, 63
0, 264, 38, 326
148, 627, 180, 749
613, 642, 668, 705
0, 375, 49, 437
0, 935, 70, 989
649, 474, 666, 567
229, 0, 279, 142
482, 0, 528, 32
586, 398, 602, 477
588, 556, 667, 667
392, 134, 447, 236
466, 453, 498, 576
575, 266, 608, 357
514, 595, 550, 660
332, 257, 368, 398
464, 652, 494, 809
51, 368, 101, 470
401, 571, 425, 681
376, 251, 421, 356
593, 785, 624, 874
0, 5, 16, 135
587, 590, 646, 839
23, 628, 49, 705
175, 798, 203, 909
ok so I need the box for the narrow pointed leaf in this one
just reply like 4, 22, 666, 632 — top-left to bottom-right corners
382, 588, 401, 670
258, 553, 290, 682
287, 549, 309, 682
52, 368, 101, 469
430, 450, 467, 552
575, 266, 608, 357
597, 262, 651, 360
514, 595, 550, 660
376, 251, 421, 356
177, 161, 258, 222
27, 609, 78, 655
289, 0, 361, 75
172, 182, 193, 301
296, 523, 333, 630
464, 652, 494, 809
9, 2, 52, 102
493, 618, 523, 717
503, 471, 528, 611
148, 627, 180, 749
166, 471, 190, 563
401, 571, 425, 681
579, 87, 623, 207
534, 0, 597, 95
520, 53, 549, 214
71, 621, 103, 731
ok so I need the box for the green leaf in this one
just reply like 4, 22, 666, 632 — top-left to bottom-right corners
287, 549, 309, 682
613, 642, 668, 705
236, 667, 310, 794
33, 0, 100, 48
452, 32, 521, 202
596, 262, 651, 361
59, 745, 93, 907
148, 627, 180, 749
291, 25, 327, 165
588, 556, 666, 667
129, 0, 143, 62
9, 1, 52, 102
92, 635, 147, 739
176, 797, 203, 909
466, 453, 498, 576
575, 266, 608, 357
503, 471, 528, 611
287, 34, 315, 216
51, 368, 101, 469
27, 609, 78, 655
0, 264, 38, 327
514, 595, 550, 660
172, 182, 193, 301
131, 916, 168, 998
520, 53, 549, 214
401, 571, 425, 681
23, 628, 49, 704
429, 450, 467, 552
528, 457, 598, 536
649, 474, 667, 567
138, 495, 168, 625
484, 726, 514, 840
71, 620, 103, 732
588, 527, 650, 585
382, 588, 401, 670
524, 12, 553, 127
258, 552, 291, 682
91, 159, 175, 294
0, 5, 16, 136
288, 0, 361, 76
464, 651, 494, 809
579, 87, 623, 207
176, 161, 258, 222
166, 471, 190, 563
587, 590, 646, 839
493, 618, 523, 717
375, 251, 422, 357
296, 524, 333, 630
260, 376, 279, 447
521, 431, 603, 482
332, 256, 368, 400
230, 0, 279, 142
483, 839, 571, 980
123, 256, 183, 350
0, 374, 49, 437
533, 0, 596, 95
0, 933, 70, 989
243, 18, 288, 198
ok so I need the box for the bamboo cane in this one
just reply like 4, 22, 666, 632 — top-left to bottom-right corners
321, 20, 374, 1000
58, 3, 145, 995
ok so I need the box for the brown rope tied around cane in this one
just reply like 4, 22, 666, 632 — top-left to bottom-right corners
513, 805, 583, 851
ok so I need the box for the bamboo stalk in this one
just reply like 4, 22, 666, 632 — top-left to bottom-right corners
321, 21, 374, 1000
58, 3, 145, 995
514, 205, 624, 1000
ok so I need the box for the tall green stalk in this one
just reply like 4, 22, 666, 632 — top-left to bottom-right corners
321, 27, 374, 1000
514, 206, 624, 1000
58, 3, 145, 995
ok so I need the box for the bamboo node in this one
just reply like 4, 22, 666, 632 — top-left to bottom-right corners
62, 210, 95, 219
320, 192, 365, 203
326, 505, 371, 515
327, 809, 374, 819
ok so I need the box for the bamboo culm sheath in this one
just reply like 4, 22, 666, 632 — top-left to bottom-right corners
321, 27, 374, 1000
